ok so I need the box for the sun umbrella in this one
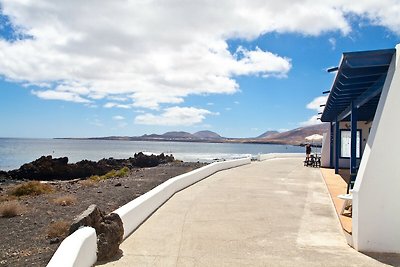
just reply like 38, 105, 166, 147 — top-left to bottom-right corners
305, 134, 323, 154
305, 134, 323, 142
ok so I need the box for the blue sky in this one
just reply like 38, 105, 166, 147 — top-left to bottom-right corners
0, 1, 399, 138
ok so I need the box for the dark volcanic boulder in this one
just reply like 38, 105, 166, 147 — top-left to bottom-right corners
5, 152, 175, 181
131, 152, 174, 167
69, 205, 124, 261
132, 152, 160, 167
97, 213, 124, 261
0, 170, 10, 179
69, 204, 102, 234
8, 156, 70, 180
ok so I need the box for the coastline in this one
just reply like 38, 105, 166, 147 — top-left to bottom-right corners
55, 137, 303, 146
0, 139, 304, 171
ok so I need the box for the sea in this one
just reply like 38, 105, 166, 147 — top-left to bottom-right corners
0, 138, 304, 171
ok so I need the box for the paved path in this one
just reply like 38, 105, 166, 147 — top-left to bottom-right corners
101, 158, 389, 266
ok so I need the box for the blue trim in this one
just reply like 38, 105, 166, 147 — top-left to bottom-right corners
350, 102, 358, 192
335, 117, 340, 174
321, 48, 395, 122
330, 122, 334, 168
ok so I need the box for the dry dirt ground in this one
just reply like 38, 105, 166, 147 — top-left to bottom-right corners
0, 161, 204, 267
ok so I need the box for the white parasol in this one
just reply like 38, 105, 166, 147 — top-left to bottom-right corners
305, 134, 323, 142
305, 134, 323, 154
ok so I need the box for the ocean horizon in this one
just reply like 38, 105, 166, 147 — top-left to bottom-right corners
0, 138, 303, 171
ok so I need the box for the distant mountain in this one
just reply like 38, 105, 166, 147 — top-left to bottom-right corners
123, 130, 223, 142
162, 131, 194, 139
193, 130, 223, 139
81, 125, 329, 146
259, 123, 329, 145
256, 130, 279, 139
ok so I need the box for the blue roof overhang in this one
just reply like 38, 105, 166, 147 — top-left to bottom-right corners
321, 48, 396, 122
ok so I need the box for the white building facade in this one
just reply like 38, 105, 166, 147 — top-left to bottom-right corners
321, 45, 400, 253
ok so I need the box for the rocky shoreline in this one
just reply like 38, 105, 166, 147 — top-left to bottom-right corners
0, 154, 205, 266
0, 152, 175, 181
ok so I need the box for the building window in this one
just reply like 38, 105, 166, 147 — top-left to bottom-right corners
340, 130, 361, 158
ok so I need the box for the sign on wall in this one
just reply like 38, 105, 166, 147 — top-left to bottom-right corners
340, 130, 361, 158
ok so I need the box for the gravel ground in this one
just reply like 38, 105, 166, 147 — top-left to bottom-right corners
0, 161, 205, 267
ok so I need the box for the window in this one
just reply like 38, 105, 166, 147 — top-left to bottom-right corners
340, 130, 361, 158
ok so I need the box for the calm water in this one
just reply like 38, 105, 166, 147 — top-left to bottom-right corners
0, 138, 303, 171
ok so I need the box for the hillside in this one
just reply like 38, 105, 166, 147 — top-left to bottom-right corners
162, 131, 194, 139
193, 130, 223, 139
257, 130, 279, 139
259, 123, 329, 145
85, 124, 329, 145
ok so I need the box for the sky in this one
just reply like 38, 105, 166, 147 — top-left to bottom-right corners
0, 1, 399, 138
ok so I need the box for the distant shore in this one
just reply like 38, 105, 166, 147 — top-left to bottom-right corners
55, 136, 301, 146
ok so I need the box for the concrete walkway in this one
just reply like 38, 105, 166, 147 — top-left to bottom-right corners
101, 158, 389, 266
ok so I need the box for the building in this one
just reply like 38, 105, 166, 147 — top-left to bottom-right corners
320, 45, 400, 253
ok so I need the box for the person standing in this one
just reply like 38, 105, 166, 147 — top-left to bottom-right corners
305, 143, 312, 161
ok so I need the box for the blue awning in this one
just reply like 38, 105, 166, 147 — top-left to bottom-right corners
321, 48, 396, 122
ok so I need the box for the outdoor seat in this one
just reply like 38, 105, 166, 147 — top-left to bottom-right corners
304, 157, 313, 167
338, 193, 353, 215
313, 156, 321, 168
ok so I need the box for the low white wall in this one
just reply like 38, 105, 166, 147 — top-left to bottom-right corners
115, 157, 251, 238
47, 227, 97, 267
257, 153, 303, 161
47, 158, 250, 266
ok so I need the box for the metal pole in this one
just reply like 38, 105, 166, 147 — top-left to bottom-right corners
349, 101, 358, 192
330, 121, 334, 168
335, 117, 340, 174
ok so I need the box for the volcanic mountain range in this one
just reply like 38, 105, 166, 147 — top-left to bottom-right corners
86, 124, 329, 146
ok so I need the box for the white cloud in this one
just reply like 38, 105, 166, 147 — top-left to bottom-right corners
112, 115, 125, 120
0, 1, 399, 110
135, 106, 216, 126
337, 1, 400, 34
104, 102, 132, 109
32, 90, 90, 103
306, 95, 328, 113
328, 37, 336, 50
233, 47, 291, 77
301, 95, 329, 126
300, 115, 322, 127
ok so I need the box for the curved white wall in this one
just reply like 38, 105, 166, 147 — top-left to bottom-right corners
47, 157, 251, 266
115, 157, 251, 238
47, 227, 97, 267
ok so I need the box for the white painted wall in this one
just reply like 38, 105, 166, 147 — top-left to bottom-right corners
321, 132, 330, 167
115, 157, 251, 239
46, 227, 97, 267
47, 158, 250, 266
353, 45, 400, 253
